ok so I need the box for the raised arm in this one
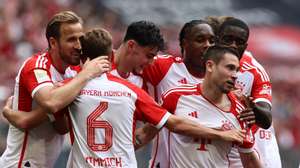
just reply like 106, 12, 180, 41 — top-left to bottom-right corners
34, 57, 110, 113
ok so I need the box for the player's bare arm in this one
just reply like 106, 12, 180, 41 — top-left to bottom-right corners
240, 151, 263, 168
51, 110, 70, 135
165, 115, 245, 143
2, 96, 48, 130
34, 56, 110, 113
3, 96, 69, 134
238, 96, 272, 129
134, 124, 159, 150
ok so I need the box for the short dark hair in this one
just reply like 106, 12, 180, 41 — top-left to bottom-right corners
46, 11, 83, 48
80, 28, 112, 60
123, 21, 164, 51
179, 20, 209, 54
218, 17, 249, 39
205, 16, 234, 34
203, 45, 239, 65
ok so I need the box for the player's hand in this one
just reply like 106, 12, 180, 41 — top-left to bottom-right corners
238, 96, 256, 126
80, 56, 111, 80
232, 88, 243, 100
2, 96, 13, 119
219, 129, 246, 144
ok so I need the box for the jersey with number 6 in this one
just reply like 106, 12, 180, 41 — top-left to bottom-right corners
161, 84, 251, 168
66, 73, 171, 168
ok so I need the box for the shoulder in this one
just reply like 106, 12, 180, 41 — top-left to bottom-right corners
106, 73, 142, 93
241, 51, 264, 70
24, 52, 50, 69
240, 51, 270, 82
21, 52, 50, 74
162, 84, 198, 100
154, 54, 183, 64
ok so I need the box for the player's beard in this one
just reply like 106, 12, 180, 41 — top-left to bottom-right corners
58, 44, 81, 66
219, 81, 235, 94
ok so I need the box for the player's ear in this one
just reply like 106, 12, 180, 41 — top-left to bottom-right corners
49, 37, 58, 49
206, 60, 214, 73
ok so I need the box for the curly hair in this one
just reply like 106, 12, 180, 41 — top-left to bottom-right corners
178, 20, 209, 54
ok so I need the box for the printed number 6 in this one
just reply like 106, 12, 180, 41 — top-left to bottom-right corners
87, 102, 113, 151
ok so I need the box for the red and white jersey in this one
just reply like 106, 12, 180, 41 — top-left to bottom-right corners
230, 51, 281, 168
109, 50, 146, 89
161, 84, 250, 168
66, 73, 171, 168
0, 51, 80, 168
142, 55, 203, 168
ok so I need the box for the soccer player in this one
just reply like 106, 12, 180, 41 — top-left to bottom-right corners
65, 28, 246, 168
0, 11, 109, 168
161, 45, 262, 168
135, 20, 216, 168
215, 17, 281, 168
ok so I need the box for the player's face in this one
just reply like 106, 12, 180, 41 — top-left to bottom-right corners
183, 23, 215, 67
211, 53, 239, 93
57, 22, 84, 66
129, 41, 158, 74
218, 26, 248, 57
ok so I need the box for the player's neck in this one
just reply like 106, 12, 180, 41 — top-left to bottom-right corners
184, 60, 205, 78
114, 45, 131, 78
201, 80, 225, 104
201, 82, 231, 111
49, 49, 68, 74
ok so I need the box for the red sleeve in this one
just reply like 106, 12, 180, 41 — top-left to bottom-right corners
107, 73, 170, 129
22, 57, 53, 97
135, 88, 170, 129
241, 53, 272, 105
161, 88, 182, 114
142, 55, 180, 86
251, 71, 272, 105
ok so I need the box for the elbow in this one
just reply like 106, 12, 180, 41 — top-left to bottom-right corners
16, 118, 34, 130
166, 117, 185, 134
258, 113, 272, 129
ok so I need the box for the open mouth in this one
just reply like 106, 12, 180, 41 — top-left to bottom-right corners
226, 81, 235, 87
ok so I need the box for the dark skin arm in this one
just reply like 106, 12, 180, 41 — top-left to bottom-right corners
238, 96, 272, 129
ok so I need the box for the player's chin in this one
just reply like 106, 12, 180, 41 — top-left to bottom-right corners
222, 85, 234, 93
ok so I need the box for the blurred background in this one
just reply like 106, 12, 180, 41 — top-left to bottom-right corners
0, 0, 299, 167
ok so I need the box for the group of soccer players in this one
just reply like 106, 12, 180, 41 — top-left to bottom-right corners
0, 10, 281, 168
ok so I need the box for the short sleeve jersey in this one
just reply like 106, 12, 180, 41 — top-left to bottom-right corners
142, 55, 203, 168
0, 51, 80, 168
66, 73, 171, 168
161, 84, 250, 168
